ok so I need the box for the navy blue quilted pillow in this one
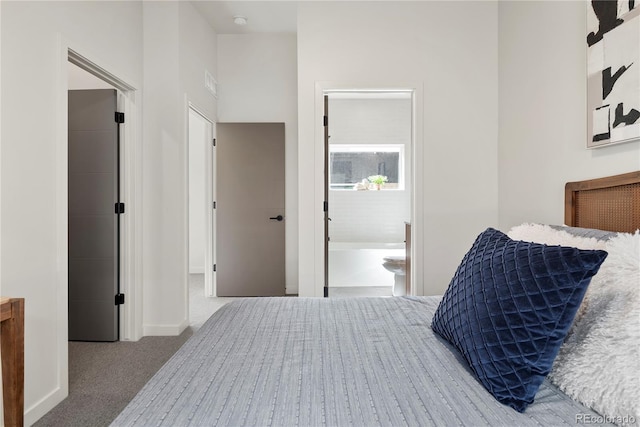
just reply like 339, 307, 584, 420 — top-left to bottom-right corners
431, 228, 607, 412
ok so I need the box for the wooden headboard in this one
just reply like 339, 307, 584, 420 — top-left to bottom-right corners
565, 171, 640, 233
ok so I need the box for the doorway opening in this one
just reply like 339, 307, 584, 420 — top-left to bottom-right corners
187, 106, 223, 329
67, 62, 124, 341
324, 91, 414, 298
63, 48, 139, 346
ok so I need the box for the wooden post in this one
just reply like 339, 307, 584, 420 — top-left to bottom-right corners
1, 297, 25, 427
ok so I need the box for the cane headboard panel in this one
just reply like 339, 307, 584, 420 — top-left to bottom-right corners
565, 171, 640, 233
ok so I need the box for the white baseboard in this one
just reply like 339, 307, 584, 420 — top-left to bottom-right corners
189, 266, 204, 274
143, 319, 189, 336
24, 385, 67, 426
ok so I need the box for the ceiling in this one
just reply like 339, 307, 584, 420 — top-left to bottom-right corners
191, 1, 298, 34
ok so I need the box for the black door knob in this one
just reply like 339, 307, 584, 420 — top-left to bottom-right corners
270, 215, 284, 221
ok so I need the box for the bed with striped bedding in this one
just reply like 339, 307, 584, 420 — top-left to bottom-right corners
112, 296, 609, 426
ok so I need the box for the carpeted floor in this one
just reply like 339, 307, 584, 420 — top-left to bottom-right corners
33, 331, 194, 427
33, 278, 386, 425
34, 275, 233, 427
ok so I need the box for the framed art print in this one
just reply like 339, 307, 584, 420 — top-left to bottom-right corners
587, 0, 640, 148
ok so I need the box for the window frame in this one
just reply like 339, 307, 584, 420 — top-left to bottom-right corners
329, 144, 406, 191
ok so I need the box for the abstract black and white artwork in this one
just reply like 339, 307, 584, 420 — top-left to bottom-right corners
587, 0, 640, 148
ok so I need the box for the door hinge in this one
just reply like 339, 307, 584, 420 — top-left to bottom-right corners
115, 112, 125, 124
323, 201, 328, 212
213, 264, 217, 272
213, 201, 217, 209
115, 293, 125, 305
213, 138, 216, 147
323, 115, 328, 127
115, 202, 125, 214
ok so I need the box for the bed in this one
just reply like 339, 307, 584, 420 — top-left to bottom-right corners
113, 171, 640, 427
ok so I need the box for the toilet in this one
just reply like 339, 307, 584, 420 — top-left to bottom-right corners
382, 256, 407, 296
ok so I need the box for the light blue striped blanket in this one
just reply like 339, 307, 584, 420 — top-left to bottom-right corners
113, 297, 611, 426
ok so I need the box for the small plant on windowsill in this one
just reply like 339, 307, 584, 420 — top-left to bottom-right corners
367, 175, 388, 190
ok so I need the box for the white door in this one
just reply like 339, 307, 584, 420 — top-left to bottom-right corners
188, 109, 215, 297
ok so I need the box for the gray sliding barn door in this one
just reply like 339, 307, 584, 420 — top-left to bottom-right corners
68, 89, 119, 342
217, 123, 286, 297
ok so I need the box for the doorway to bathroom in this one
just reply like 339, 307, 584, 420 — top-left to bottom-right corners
324, 91, 413, 298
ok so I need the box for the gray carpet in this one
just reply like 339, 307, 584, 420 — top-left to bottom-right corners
33, 279, 379, 425
34, 275, 234, 427
33, 331, 193, 427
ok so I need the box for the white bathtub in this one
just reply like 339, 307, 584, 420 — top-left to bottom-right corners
328, 242, 405, 287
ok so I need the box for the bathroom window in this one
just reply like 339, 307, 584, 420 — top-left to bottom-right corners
329, 144, 404, 190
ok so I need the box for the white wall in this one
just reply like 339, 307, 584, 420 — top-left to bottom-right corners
1, 1, 217, 420
217, 33, 298, 294
189, 110, 206, 274
141, 1, 185, 336
0, 1, 143, 423
179, 1, 218, 122
498, 1, 640, 230
142, 1, 217, 335
0, 0, 3, 410
297, 1, 499, 297
328, 97, 411, 243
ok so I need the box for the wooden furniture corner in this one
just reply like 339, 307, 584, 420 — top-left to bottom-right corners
1, 297, 24, 427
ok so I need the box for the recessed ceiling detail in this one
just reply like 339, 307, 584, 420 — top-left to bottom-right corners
233, 16, 248, 26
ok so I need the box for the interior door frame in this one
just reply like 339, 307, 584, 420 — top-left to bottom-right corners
313, 82, 424, 297
54, 40, 142, 420
186, 103, 216, 298
323, 95, 329, 297
62, 48, 141, 342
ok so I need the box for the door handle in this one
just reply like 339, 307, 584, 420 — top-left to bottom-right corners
270, 215, 284, 221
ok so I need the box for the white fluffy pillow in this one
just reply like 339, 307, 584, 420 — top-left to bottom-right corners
508, 223, 607, 251
508, 223, 640, 425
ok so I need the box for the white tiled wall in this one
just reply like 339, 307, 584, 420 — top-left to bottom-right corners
329, 190, 410, 243
328, 97, 412, 243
